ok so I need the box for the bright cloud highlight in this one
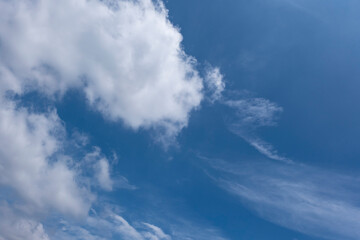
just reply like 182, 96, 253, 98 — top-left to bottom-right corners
0, 0, 205, 140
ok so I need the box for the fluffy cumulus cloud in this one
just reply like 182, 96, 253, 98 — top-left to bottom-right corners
0, 92, 110, 239
0, 0, 225, 239
0, 0, 205, 139
0, 99, 92, 217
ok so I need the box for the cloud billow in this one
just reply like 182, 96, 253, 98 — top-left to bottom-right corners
0, 0, 206, 140
0, 0, 225, 239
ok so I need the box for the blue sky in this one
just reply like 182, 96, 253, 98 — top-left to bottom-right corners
0, 0, 360, 240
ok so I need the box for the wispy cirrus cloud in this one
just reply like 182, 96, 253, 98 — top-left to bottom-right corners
205, 158, 360, 240
225, 97, 290, 162
51, 203, 227, 240
53, 214, 170, 240
142, 223, 171, 240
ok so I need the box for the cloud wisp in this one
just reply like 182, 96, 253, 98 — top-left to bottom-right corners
225, 97, 290, 163
51, 203, 228, 240
204, 66, 225, 103
206, 158, 360, 240
53, 213, 171, 240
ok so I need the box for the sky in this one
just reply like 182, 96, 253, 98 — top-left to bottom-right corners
0, 0, 360, 240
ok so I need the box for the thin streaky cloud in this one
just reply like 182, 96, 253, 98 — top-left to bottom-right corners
142, 223, 171, 240
244, 136, 291, 163
205, 158, 360, 240
225, 97, 290, 162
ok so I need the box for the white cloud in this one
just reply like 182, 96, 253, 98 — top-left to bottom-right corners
226, 98, 283, 128
243, 136, 290, 162
207, 158, 360, 240
226, 97, 289, 162
0, 0, 224, 238
142, 223, 171, 240
113, 215, 145, 240
0, 99, 92, 217
96, 158, 113, 191
204, 67, 225, 103
0, 0, 204, 141
45, 199, 230, 240
0, 204, 50, 240
55, 225, 106, 240
84, 148, 114, 191
83, 147, 136, 191
54, 212, 173, 240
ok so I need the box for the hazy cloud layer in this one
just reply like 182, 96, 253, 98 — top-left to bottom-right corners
0, 204, 50, 240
